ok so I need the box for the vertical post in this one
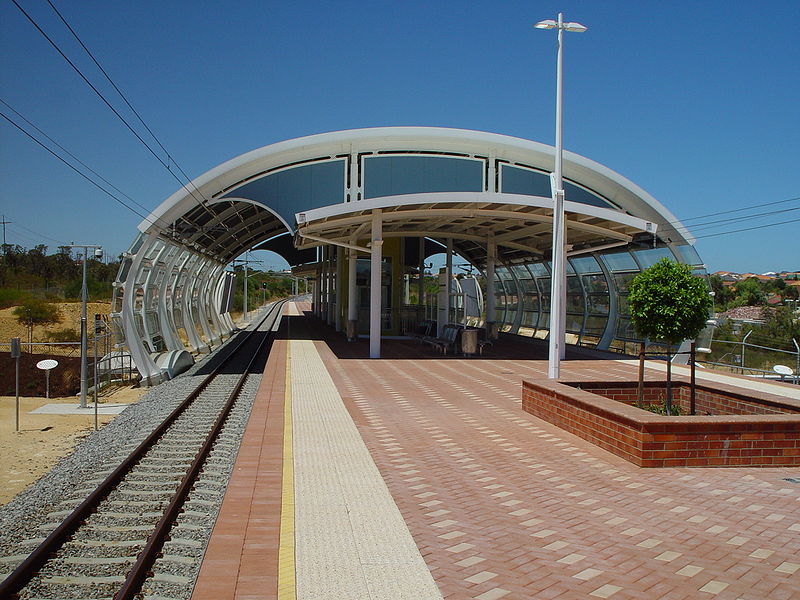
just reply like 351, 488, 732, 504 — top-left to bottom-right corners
369, 210, 383, 358
335, 247, 343, 332
418, 237, 425, 312
446, 238, 453, 327
80, 248, 88, 408
690, 342, 696, 415
93, 325, 99, 431
13, 338, 20, 432
243, 254, 249, 323
636, 341, 645, 408
348, 240, 357, 341
547, 13, 567, 379
486, 233, 496, 336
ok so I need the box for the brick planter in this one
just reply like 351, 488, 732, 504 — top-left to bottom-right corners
521, 379, 800, 468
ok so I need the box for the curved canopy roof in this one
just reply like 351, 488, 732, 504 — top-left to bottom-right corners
139, 127, 692, 267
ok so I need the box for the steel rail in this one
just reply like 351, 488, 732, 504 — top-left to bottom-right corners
0, 300, 286, 599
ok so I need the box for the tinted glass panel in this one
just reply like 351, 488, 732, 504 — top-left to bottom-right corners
500, 164, 551, 196
601, 252, 638, 272
364, 155, 483, 198
527, 262, 550, 277
223, 160, 345, 226
570, 255, 601, 274
675, 244, 703, 266
634, 247, 675, 269
582, 274, 608, 294
564, 181, 613, 208
613, 272, 638, 294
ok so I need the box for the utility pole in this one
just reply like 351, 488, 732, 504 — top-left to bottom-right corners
67, 243, 103, 409
231, 251, 263, 323
0, 215, 10, 252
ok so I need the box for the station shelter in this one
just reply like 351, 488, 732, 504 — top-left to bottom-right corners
111, 127, 707, 384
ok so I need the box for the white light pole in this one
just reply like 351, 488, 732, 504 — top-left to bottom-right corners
68, 243, 103, 408
535, 13, 587, 379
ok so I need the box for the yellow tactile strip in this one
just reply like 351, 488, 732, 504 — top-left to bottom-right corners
289, 339, 443, 599
277, 343, 296, 599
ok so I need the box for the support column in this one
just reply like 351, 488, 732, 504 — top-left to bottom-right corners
369, 210, 383, 358
440, 238, 453, 336
335, 246, 343, 332
418, 237, 425, 314
486, 232, 496, 336
347, 238, 358, 341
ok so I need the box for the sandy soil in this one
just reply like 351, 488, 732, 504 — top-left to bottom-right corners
0, 385, 144, 505
0, 301, 111, 350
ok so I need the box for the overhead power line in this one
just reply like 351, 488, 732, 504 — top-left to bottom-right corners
1, 109, 160, 227
9, 0, 219, 223
692, 216, 800, 240
0, 98, 160, 223
677, 196, 800, 224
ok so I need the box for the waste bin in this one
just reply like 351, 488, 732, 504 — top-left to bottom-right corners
461, 328, 478, 356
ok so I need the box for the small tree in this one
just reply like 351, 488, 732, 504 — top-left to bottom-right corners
13, 298, 62, 348
629, 258, 712, 414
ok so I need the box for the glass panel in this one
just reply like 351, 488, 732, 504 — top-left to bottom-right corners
634, 247, 674, 269
527, 261, 550, 277
601, 252, 638, 272
500, 164, 551, 196
675, 244, 703, 266
537, 312, 551, 330
223, 159, 346, 224
364, 155, 483, 198
586, 294, 610, 315
582, 273, 608, 294
570, 255, 601, 274
567, 276, 582, 293
563, 181, 613, 208
520, 278, 538, 310
566, 314, 584, 333
566, 294, 585, 313
615, 317, 637, 340
613, 272, 639, 294
511, 264, 531, 279
584, 316, 608, 335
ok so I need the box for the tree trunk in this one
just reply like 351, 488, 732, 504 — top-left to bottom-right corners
637, 342, 645, 408
665, 346, 673, 415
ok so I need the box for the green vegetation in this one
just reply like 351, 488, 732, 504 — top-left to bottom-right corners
709, 273, 798, 311
230, 268, 297, 312
1, 244, 116, 302
629, 258, 713, 413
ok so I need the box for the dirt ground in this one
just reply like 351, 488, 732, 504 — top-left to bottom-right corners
0, 301, 111, 349
0, 385, 144, 505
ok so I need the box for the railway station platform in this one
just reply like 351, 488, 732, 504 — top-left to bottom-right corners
190, 302, 799, 600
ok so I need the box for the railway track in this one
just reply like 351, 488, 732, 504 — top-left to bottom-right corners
0, 300, 286, 600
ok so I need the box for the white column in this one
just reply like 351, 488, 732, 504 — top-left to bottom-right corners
486, 233, 496, 329
548, 13, 567, 379
369, 210, 383, 358
445, 238, 453, 330
348, 239, 358, 338
335, 246, 343, 331
418, 237, 425, 308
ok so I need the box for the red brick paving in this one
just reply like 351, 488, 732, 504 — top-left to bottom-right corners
195, 307, 800, 600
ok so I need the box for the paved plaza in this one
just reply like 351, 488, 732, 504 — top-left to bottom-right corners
191, 302, 799, 600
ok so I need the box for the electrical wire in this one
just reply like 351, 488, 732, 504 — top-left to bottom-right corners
1, 109, 161, 227
8, 221, 67, 246
676, 205, 800, 234
9, 0, 219, 223
692, 216, 800, 240
43, 0, 218, 223
0, 98, 168, 226
676, 196, 800, 224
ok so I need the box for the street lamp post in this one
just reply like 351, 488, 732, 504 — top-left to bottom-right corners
68, 243, 103, 408
535, 13, 587, 379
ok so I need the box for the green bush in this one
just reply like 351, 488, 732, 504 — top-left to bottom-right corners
46, 328, 80, 342
0, 288, 30, 309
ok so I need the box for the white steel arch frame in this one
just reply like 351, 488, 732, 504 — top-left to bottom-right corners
114, 127, 702, 383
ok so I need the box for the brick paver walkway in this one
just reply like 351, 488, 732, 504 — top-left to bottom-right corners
193, 304, 800, 600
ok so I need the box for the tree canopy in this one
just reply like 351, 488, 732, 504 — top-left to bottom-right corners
629, 258, 712, 345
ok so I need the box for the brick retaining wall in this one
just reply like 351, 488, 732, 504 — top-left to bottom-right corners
521, 379, 800, 467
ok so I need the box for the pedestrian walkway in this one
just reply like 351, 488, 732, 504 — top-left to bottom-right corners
192, 303, 800, 600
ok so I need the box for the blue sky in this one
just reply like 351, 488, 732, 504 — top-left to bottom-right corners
1, 0, 798, 274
